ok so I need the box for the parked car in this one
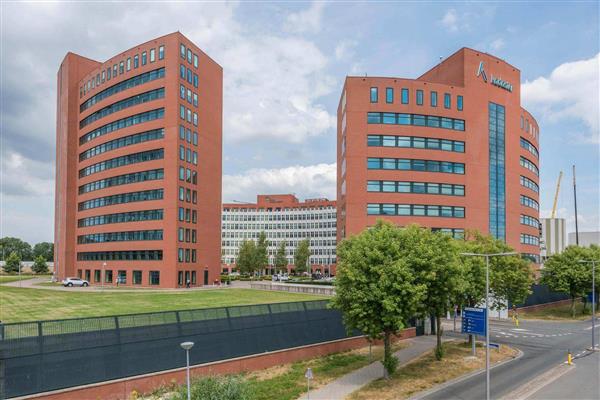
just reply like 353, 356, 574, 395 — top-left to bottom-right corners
62, 277, 89, 287
271, 274, 290, 282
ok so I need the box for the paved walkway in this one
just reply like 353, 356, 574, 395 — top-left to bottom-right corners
298, 335, 438, 400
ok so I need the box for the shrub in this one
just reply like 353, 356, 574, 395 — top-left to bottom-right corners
172, 375, 251, 400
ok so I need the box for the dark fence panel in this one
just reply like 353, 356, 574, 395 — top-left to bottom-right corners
512, 284, 570, 308
0, 300, 359, 398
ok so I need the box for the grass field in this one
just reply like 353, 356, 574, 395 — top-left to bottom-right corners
519, 301, 600, 320
0, 286, 327, 323
0, 275, 48, 284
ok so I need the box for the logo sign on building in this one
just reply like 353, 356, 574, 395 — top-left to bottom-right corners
476, 61, 513, 92
462, 306, 487, 336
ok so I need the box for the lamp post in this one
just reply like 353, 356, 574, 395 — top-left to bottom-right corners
579, 259, 598, 351
461, 251, 517, 400
180, 341, 194, 400
102, 262, 106, 290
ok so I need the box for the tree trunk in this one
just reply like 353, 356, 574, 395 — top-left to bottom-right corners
583, 296, 588, 313
571, 296, 576, 317
383, 331, 391, 380
435, 314, 444, 360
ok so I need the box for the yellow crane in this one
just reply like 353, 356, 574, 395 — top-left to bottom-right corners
551, 171, 563, 218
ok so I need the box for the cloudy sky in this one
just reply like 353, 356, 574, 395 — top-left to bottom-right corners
1, 1, 598, 244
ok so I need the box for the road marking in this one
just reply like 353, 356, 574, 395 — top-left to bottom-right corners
584, 324, 600, 331
511, 328, 528, 331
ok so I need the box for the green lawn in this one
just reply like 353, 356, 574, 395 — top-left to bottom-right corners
0, 287, 327, 323
0, 275, 47, 283
520, 301, 600, 320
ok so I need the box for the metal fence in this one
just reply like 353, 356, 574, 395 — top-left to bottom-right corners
0, 300, 363, 399
512, 284, 570, 308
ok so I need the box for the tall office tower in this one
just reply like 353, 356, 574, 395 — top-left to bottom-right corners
337, 48, 540, 262
55, 32, 223, 287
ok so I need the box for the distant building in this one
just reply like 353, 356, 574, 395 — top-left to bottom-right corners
221, 195, 337, 275
541, 218, 566, 261
568, 231, 600, 247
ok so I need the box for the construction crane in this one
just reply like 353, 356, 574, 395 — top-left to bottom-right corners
551, 171, 563, 218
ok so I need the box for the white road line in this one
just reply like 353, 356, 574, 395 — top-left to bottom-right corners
584, 324, 600, 331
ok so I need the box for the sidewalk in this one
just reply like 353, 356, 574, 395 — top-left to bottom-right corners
298, 335, 438, 400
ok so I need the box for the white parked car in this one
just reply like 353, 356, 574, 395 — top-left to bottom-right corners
271, 274, 290, 282
62, 277, 89, 287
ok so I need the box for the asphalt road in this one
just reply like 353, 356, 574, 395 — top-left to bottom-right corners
422, 318, 599, 400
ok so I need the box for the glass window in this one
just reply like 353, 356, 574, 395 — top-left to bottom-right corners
126, 58, 131, 71
386, 87, 394, 103
367, 158, 380, 169
150, 48, 156, 62
427, 138, 440, 149
397, 205, 411, 215
413, 115, 425, 126
440, 206, 453, 217
367, 181, 380, 192
193, 54, 198, 68
397, 136, 411, 147
119, 61, 124, 74
142, 52, 147, 65
426, 116, 440, 127
180, 84, 185, 99
416, 90, 423, 105
382, 136, 396, 147
441, 117, 453, 129
187, 89, 192, 103
454, 163, 465, 174
413, 182, 426, 193
158, 45, 164, 60
401, 88, 409, 104
367, 112, 381, 124
133, 55, 139, 68
133, 270, 142, 284
398, 114, 411, 125
367, 135, 380, 146
367, 204, 379, 215
453, 142, 465, 152
105, 270, 113, 283
382, 158, 396, 169
180, 44, 186, 58
441, 184, 453, 195
440, 140, 453, 151
397, 159, 411, 170
427, 183, 440, 194
457, 95, 463, 111
413, 205, 425, 216
193, 73, 198, 88
413, 137, 426, 148
383, 113, 396, 124
180, 105, 185, 119
413, 160, 426, 171
187, 49, 192, 63
444, 93, 451, 109
430, 91, 437, 107
370, 87, 378, 103
397, 182, 410, 193
107, 67, 111, 80
455, 185, 465, 196
193, 132, 198, 145
382, 181, 395, 192
427, 205, 440, 216
149, 271, 160, 285
193, 93, 198, 106
382, 204, 395, 215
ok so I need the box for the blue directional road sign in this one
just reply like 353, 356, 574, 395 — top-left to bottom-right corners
462, 307, 487, 336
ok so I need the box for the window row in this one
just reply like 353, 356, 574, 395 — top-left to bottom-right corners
520, 175, 539, 193
77, 250, 163, 261
180, 105, 198, 126
78, 229, 163, 244
370, 87, 463, 111
222, 212, 336, 221
178, 248, 197, 263
521, 253, 541, 264
520, 195, 539, 210
367, 157, 465, 174
367, 203, 465, 218
179, 167, 198, 185
179, 186, 198, 204
80, 88, 165, 129
79, 169, 164, 194
81, 269, 159, 285
180, 43, 199, 68
179, 84, 199, 107
80, 46, 164, 98
179, 126, 198, 146
179, 145, 198, 165
79, 128, 164, 161
520, 156, 539, 176
520, 115, 539, 140
520, 234, 539, 246
80, 108, 164, 145
80, 68, 165, 112
520, 214, 540, 228
78, 209, 163, 228
431, 228, 465, 239
79, 149, 164, 178
178, 207, 198, 223
177, 270, 198, 286
179, 64, 199, 88
520, 137, 539, 158
78, 189, 164, 211
178, 228, 197, 243
367, 112, 465, 131
367, 135, 465, 153
367, 180, 465, 196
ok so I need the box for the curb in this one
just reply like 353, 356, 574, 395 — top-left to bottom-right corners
409, 346, 524, 400
498, 362, 575, 400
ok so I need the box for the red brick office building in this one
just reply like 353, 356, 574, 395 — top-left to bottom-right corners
55, 32, 223, 287
337, 48, 540, 262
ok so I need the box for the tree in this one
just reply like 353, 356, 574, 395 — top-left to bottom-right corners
33, 242, 54, 261
0, 237, 32, 261
237, 240, 257, 276
255, 231, 269, 275
541, 245, 591, 317
274, 241, 288, 273
294, 238, 310, 275
3, 251, 22, 274
402, 225, 463, 360
331, 221, 427, 378
32, 255, 49, 274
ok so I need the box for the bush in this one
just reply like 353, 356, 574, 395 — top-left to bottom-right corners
32, 255, 49, 274
3, 252, 21, 274
173, 375, 251, 400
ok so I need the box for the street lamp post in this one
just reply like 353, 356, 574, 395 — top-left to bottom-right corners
461, 251, 517, 400
102, 262, 106, 290
579, 259, 598, 351
180, 341, 194, 400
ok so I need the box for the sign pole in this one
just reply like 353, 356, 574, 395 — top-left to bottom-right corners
485, 255, 490, 400
472, 334, 476, 356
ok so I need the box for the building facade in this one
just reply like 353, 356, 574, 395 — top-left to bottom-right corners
55, 32, 223, 287
337, 48, 540, 262
568, 231, 600, 247
540, 217, 566, 261
221, 195, 337, 274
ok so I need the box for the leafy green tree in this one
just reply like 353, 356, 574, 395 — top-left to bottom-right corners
0, 237, 32, 261
255, 231, 269, 275
331, 221, 427, 378
31, 255, 49, 274
294, 238, 310, 275
236, 240, 257, 276
33, 242, 54, 261
3, 252, 21, 274
274, 241, 288, 274
542, 245, 591, 317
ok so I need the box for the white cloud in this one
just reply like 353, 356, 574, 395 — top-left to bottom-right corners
440, 9, 459, 32
1, 152, 54, 197
522, 53, 600, 143
222, 163, 336, 202
334, 40, 357, 61
284, 1, 325, 34
490, 38, 505, 51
